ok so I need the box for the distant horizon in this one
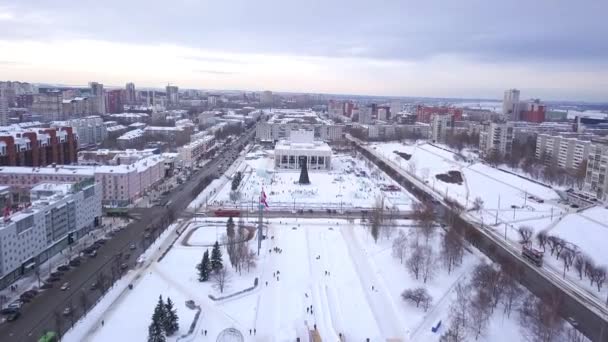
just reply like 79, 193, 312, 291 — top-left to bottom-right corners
11, 80, 603, 105
2, 1, 607, 103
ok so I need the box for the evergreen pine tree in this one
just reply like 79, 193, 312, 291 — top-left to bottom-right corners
147, 319, 166, 342
211, 241, 223, 273
148, 295, 167, 342
196, 250, 211, 282
226, 217, 235, 239
298, 157, 310, 184
163, 297, 179, 336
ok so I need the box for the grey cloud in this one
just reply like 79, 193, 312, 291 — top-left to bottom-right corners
2, 0, 608, 64
193, 69, 238, 75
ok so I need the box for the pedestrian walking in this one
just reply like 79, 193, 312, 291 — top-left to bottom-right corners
102, 320, 104, 326
254, 328, 256, 335
249, 329, 252, 335
204, 330, 207, 336
307, 307, 309, 313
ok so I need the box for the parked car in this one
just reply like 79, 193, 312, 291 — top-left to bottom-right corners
120, 263, 128, 270
0, 307, 20, 315
57, 265, 70, 272
60, 282, 70, 291
62, 307, 72, 316
40, 282, 53, 289
129, 243, 136, 250
89, 282, 98, 291
7, 300, 22, 310
6, 311, 20, 322
50, 271, 63, 277
88, 250, 97, 258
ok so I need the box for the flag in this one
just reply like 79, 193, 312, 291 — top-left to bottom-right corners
260, 189, 269, 208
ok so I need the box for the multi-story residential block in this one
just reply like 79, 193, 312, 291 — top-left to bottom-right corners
255, 110, 344, 142
125, 83, 136, 104
0, 179, 102, 287
0, 87, 7, 126
31, 91, 63, 121
416, 105, 463, 123
0, 126, 78, 166
166, 85, 179, 106
89, 82, 106, 115
144, 126, 190, 146
51, 116, 107, 148
430, 114, 454, 143
358, 106, 373, 124
108, 113, 150, 125
583, 139, 608, 200
178, 135, 216, 167
479, 122, 514, 158
105, 89, 125, 114
535, 134, 591, 170
0, 155, 164, 206
503, 89, 520, 119
261, 91, 273, 105
117, 129, 145, 149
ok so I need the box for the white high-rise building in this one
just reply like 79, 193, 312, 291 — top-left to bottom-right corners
390, 100, 402, 116
430, 114, 454, 143
479, 122, 514, 157
166, 85, 179, 105
358, 106, 372, 124
0, 87, 8, 126
125, 82, 136, 104
503, 89, 521, 120
89, 82, 106, 115
261, 91, 273, 105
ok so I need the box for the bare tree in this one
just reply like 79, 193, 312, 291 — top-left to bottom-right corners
401, 287, 432, 311
468, 290, 492, 340
518, 226, 533, 245
471, 263, 502, 311
441, 228, 464, 274
472, 197, 484, 212
444, 282, 470, 342
547, 236, 565, 258
518, 293, 565, 342
590, 266, 607, 292
212, 267, 232, 294
500, 264, 523, 318
368, 197, 385, 243
536, 231, 548, 252
243, 248, 257, 273
559, 248, 576, 278
421, 246, 437, 284
392, 230, 408, 264
573, 254, 585, 280
412, 201, 436, 243
406, 243, 424, 280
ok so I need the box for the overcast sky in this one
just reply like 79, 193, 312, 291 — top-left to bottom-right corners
0, 0, 607, 101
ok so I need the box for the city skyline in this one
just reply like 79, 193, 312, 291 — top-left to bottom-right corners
1, 0, 607, 101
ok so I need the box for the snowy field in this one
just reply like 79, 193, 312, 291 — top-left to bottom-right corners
369, 142, 566, 232
207, 148, 417, 211
62, 216, 571, 342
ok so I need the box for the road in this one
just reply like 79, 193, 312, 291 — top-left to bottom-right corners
200, 208, 413, 220
0, 127, 256, 342
348, 135, 608, 342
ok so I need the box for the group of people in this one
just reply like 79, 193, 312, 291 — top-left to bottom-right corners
269, 246, 283, 254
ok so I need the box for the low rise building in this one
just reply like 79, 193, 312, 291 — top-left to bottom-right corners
108, 113, 150, 125
178, 135, 216, 167
144, 126, 190, 146
274, 130, 332, 171
117, 129, 145, 149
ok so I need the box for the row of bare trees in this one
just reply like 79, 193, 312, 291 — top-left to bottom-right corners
519, 226, 607, 292
224, 217, 258, 275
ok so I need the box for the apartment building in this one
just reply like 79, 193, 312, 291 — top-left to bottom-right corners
0, 126, 78, 167
51, 116, 107, 148
430, 114, 454, 143
535, 134, 591, 170
0, 180, 102, 287
479, 122, 514, 157
178, 135, 216, 167
583, 139, 608, 200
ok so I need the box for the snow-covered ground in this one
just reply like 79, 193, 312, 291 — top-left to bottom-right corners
207, 148, 417, 211
368, 141, 608, 307
65, 216, 552, 342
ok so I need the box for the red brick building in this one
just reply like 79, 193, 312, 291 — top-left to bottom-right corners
0, 127, 78, 167
521, 102, 546, 123
416, 105, 463, 123
105, 89, 125, 114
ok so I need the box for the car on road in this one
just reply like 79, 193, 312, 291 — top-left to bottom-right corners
60, 282, 70, 291
129, 243, 136, 250
57, 265, 70, 272
88, 250, 97, 258
120, 263, 128, 270
0, 307, 20, 315
62, 307, 72, 316
69, 257, 81, 267
89, 282, 98, 291
7, 300, 22, 310
6, 311, 20, 322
